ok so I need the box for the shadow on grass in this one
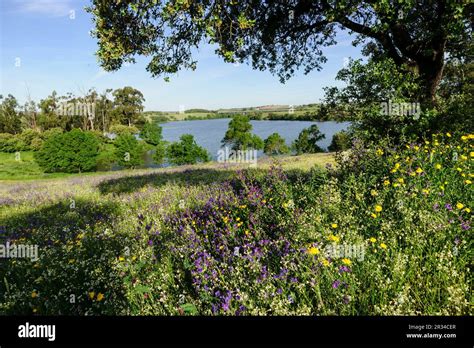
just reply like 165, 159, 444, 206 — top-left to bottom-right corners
97, 168, 237, 195
0, 199, 129, 315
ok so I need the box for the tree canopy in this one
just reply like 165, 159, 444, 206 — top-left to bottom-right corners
88, 1, 472, 104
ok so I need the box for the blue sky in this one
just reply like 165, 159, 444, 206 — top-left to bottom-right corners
0, 0, 364, 111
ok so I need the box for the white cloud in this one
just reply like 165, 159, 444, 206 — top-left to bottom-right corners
13, 0, 75, 18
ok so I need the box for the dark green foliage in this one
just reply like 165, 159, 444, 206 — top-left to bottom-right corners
293, 125, 325, 155
153, 141, 167, 166
328, 130, 352, 152
35, 129, 100, 173
167, 134, 210, 165
140, 122, 162, 146
263, 133, 290, 155
114, 133, 144, 168
222, 115, 263, 151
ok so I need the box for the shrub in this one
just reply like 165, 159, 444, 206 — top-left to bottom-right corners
140, 122, 162, 146
153, 141, 167, 166
293, 124, 325, 154
0, 133, 27, 152
222, 115, 264, 151
42, 127, 63, 141
30, 137, 44, 151
167, 134, 210, 165
35, 129, 100, 173
264, 133, 290, 155
328, 130, 352, 152
109, 124, 139, 136
114, 133, 143, 168
18, 129, 41, 149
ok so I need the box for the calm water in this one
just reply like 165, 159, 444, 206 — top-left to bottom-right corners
160, 119, 350, 160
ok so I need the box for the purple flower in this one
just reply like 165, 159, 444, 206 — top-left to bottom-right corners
339, 266, 351, 273
147, 239, 153, 246
445, 203, 453, 211
332, 280, 341, 289
461, 222, 470, 231
433, 203, 439, 211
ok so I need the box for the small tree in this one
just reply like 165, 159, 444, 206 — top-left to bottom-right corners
140, 122, 162, 146
114, 133, 143, 168
167, 134, 210, 165
222, 115, 263, 151
328, 130, 352, 152
264, 133, 290, 156
293, 125, 325, 155
153, 141, 167, 166
35, 129, 99, 173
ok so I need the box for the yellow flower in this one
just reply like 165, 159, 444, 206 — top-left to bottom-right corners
435, 163, 442, 169
466, 180, 472, 184
132, 256, 137, 261
307, 247, 320, 255
31, 291, 38, 298
89, 292, 95, 300
456, 203, 464, 209
446, 132, 451, 137
394, 163, 400, 170
422, 189, 429, 195
409, 172, 416, 177
439, 185, 445, 191
461, 135, 468, 141
331, 223, 338, 229
374, 205, 382, 212
371, 213, 377, 218
415, 167, 423, 174
376, 149, 384, 156
118, 256, 125, 262
245, 230, 250, 236
397, 178, 404, 184
414, 146, 420, 151
342, 258, 352, 265
97, 293, 104, 302
383, 180, 390, 186
464, 208, 471, 213
328, 235, 340, 243
262, 200, 266, 204
380, 243, 387, 249
461, 155, 468, 161
369, 237, 377, 243
236, 217, 240, 222
456, 167, 462, 172
470, 152, 474, 158
322, 259, 330, 267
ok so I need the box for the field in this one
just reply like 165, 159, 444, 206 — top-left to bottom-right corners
0, 136, 472, 315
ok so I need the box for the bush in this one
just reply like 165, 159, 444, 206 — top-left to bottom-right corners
293, 124, 325, 154
222, 115, 264, 151
42, 127, 63, 141
114, 134, 144, 168
109, 124, 139, 136
153, 141, 167, 166
0, 133, 27, 153
167, 134, 210, 165
264, 133, 290, 155
18, 129, 41, 149
140, 122, 162, 146
35, 129, 100, 173
30, 137, 44, 151
328, 130, 352, 152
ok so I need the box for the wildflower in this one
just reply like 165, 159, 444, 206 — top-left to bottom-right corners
118, 256, 125, 262
416, 167, 423, 174
446, 132, 451, 137
397, 178, 404, 184
97, 293, 104, 302
374, 205, 382, 212
465, 180, 472, 184
394, 163, 401, 170
456, 167, 462, 172
383, 180, 390, 186
376, 149, 384, 156
369, 237, 377, 243
370, 189, 378, 196
307, 247, 319, 255
435, 163, 442, 169
461, 135, 468, 141
422, 189, 429, 195
470, 152, 474, 158
342, 258, 351, 265
414, 145, 419, 151
31, 291, 37, 299
322, 259, 330, 267
461, 155, 468, 161
445, 203, 453, 211
328, 235, 340, 243
464, 208, 471, 213
331, 223, 338, 229
89, 292, 95, 300
371, 213, 377, 218
456, 203, 464, 209
380, 243, 387, 249
332, 280, 341, 289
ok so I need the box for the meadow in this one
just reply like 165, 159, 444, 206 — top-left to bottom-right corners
0, 134, 472, 315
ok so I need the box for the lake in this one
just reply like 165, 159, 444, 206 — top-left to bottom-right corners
160, 119, 350, 160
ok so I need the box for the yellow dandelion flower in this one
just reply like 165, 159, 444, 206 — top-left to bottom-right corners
461, 155, 468, 161
456, 167, 462, 172
118, 256, 125, 262
331, 223, 338, 229
97, 293, 104, 302
383, 180, 390, 186
322, 259, 330, 267
380, 243, 387, 249
398, 178, 404, 184
89, 292, 95, 300
461, 135, 468, 141
376, 149, 384, 156
328, 235, 340, 243
369, 237, 377, 243
416, 167, 423, 174
31, 291, 37, 298
470, 152, 474, 158
422, 189, 430, 194
446, 132, 451, 137
464, 208, 471, 213
435, 163, 442, 169
342, 258, 352, 265
466, 180, 472, 184
456, 203, 464, 209
414, 146, 420, 151
307, 247, 320, 255
374, 205, 382, 212
371, 213, 378, 218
